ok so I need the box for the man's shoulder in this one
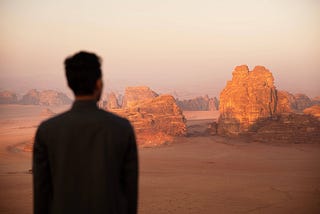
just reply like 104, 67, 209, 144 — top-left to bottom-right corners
97, 109, 132, 129
39, 109, 132, 131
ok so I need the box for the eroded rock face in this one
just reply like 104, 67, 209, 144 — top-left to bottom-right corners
20, 89, 72, 105
248, 113, 320, 144
218, 65, 277, 135
106, 92, 120, 110
111, 94, 187, 146
122, 86, 158, 108
0, 91, 18, 104
303, 105, 320, 118
176, 95, 219, 111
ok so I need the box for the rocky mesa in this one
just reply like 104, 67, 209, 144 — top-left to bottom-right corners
110, 92, 186, 146
19, 89, 72, 106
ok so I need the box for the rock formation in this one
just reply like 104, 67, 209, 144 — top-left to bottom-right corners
218, 65, 320, 143
303, 105, 320, 118
20, 89, 72, 105
111, 94, 186, 146
248, 113, 320, 144
0, 91, 18, 104
176, 95, 219, 111
121, 86, 158, 108
277, 91, 315, 112
105, 92, 120, 110
276, 91, 294, 113
294, 94, 313, 111
218, 65, 278, 135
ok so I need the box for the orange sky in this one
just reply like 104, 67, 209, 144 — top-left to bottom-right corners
1, 0, 319, 98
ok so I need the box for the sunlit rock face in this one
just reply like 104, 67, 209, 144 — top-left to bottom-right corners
0, 91, 18, 104
218, 65, 278, 135
19, 89, 72, 106
111, 94, 187, 146
176, 95, 219, 111
121, 86, 158, 108
303, 105, 320, 118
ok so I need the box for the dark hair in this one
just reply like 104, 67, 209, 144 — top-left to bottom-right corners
64, 51, 102, 95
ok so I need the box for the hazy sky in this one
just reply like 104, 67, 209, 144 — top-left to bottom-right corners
1, 0, 319, 98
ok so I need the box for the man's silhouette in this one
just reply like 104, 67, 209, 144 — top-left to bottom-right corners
33, 51, 138, 214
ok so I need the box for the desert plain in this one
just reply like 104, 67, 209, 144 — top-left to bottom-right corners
0, 105, 320, 214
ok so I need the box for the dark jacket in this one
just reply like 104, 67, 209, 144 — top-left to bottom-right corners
33, 100, 138, 214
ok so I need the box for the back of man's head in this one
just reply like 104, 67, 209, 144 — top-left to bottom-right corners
64, 51, 102, 96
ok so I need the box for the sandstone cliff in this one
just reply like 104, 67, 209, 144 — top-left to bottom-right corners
218, 65, 277, 135
0, 91, 18, 104
20, 89, 72, 105
122, 86, 158, 108
111, 94, 186, 146
176, 95, 219, 111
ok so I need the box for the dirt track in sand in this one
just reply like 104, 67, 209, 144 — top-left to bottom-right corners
0, 107, 320, 213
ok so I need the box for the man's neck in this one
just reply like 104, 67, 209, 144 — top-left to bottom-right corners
75, 95, 97, 101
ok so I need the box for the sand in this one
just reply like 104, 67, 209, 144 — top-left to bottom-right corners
0, 107, 320, 213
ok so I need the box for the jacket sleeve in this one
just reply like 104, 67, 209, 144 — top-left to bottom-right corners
33, 125, 52, 214
123, 125, 139, 214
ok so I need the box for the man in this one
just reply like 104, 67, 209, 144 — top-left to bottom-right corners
33, 51, 138, 214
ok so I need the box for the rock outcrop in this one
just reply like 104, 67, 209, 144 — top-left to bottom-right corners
277, 91, 315, 112
218, 65, 278, 135
0, 91, 18, 104
303, 105, 320, 118
248, 113, 320, 144
20, 89, 72, 105
217, 65, 320, 143
121, 86, 158, 108
294, 94, 313, 111
176, 95, 219, 111
111, 94, 186, 146
105, 92, 120, 110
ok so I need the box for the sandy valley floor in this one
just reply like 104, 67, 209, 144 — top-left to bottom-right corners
0, 105, 320, 213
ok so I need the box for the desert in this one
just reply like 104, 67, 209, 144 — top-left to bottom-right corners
1, 102, 320, 213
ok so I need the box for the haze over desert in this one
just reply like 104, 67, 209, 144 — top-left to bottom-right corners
1, 0, 320, 213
